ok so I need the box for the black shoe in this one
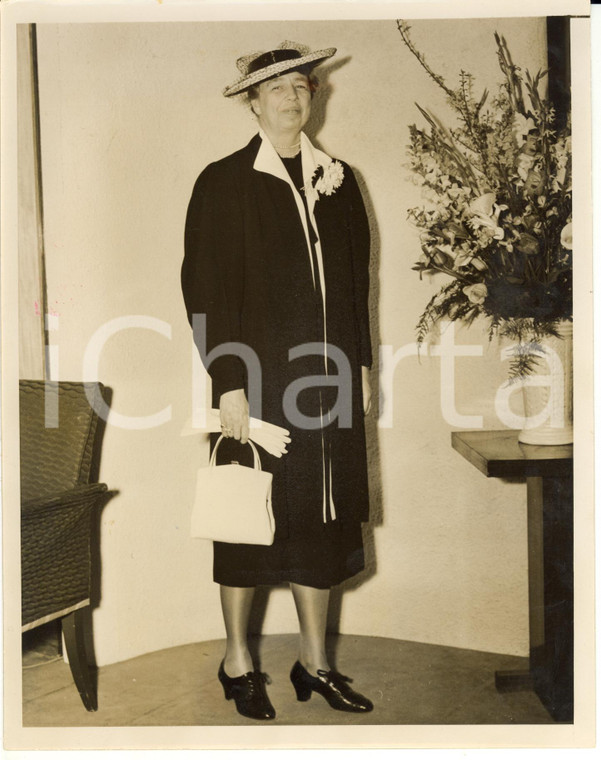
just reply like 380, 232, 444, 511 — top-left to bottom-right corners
290, 660, 373, 713
218, 660, 275, 720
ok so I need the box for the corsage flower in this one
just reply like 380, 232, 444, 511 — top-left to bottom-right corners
311, 160, 345, 197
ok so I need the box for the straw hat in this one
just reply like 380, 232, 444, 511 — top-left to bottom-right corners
223, 40, 336, 97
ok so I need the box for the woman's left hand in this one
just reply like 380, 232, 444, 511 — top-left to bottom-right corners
361, 366, 372, 416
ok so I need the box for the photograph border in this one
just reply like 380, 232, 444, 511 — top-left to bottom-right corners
1, 0, 594, 750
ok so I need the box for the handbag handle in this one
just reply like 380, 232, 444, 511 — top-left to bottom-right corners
209, 434, 262, 472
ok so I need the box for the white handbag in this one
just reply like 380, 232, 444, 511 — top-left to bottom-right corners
191, 435, 275, 545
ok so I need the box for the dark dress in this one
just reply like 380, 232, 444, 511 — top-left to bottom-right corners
181, 133, 372, 588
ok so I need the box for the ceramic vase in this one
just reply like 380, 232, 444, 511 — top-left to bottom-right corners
518, 320, 573, 445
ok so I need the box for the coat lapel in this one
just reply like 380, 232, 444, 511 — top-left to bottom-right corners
252, 129, 293, 186
253, 130, 312, 261
252, 130, 333, 295
253, 130, 333, 238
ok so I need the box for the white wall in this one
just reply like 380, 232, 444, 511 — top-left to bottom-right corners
37, 17, 546, 666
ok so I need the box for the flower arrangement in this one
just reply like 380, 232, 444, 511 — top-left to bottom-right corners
398, 21, 572, 377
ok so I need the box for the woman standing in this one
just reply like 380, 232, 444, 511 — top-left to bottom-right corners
182, 41, 374, 720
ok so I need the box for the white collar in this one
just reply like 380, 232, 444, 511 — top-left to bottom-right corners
253, 129, 333, 207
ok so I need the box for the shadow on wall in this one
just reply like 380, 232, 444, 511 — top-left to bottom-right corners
87, 385, 120, 668
305, 55, 351, 143
329, 163, 384, 631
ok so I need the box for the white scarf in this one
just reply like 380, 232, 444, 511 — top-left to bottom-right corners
253, 130, 337, 523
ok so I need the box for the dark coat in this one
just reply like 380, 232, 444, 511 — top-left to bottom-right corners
182, 133, 372, 539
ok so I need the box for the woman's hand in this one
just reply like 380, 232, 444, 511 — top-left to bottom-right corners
219, 389, 250, 444
361, 366, 372, 416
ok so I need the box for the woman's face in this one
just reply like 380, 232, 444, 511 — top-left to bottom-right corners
251, 71, 312, 138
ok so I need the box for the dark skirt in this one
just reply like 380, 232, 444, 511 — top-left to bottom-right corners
210, 435, 366, 589
213, 519, 365, 589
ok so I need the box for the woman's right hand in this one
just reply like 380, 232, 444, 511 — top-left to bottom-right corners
219, 389, 250, 444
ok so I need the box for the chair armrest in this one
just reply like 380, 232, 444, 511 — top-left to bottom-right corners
22, 483, 108, 517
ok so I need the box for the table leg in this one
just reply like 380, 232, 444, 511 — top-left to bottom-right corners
494, 474, 573, 722
495, 670, 533, 692
530, 473, 574, 722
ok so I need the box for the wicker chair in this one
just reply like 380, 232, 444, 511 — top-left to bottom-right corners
20, 380, 109, 711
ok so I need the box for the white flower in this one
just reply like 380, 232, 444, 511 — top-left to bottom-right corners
554, 146, 569, 189
469, 193, 496, 217
512, 113, 536, 143
467, 193, 508, 236
560, 222, 572, 250
435, 244, 455, 258
516, 152, 536, 180
313, 160, 345, 196
463, 283, 488, 305
471, 257, 488, 272
453, 251, 472, 269
421, 186, 439, 203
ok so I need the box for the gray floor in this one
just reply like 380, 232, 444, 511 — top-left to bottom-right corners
22, 626, 557, 726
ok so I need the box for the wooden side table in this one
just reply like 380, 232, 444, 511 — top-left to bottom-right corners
451, 430, 573, 722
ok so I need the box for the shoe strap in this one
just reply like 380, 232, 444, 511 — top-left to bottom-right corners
317, 669, 353, 684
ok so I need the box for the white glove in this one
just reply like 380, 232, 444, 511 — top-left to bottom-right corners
210, 410, 291, 457
181, 410, 291, 458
